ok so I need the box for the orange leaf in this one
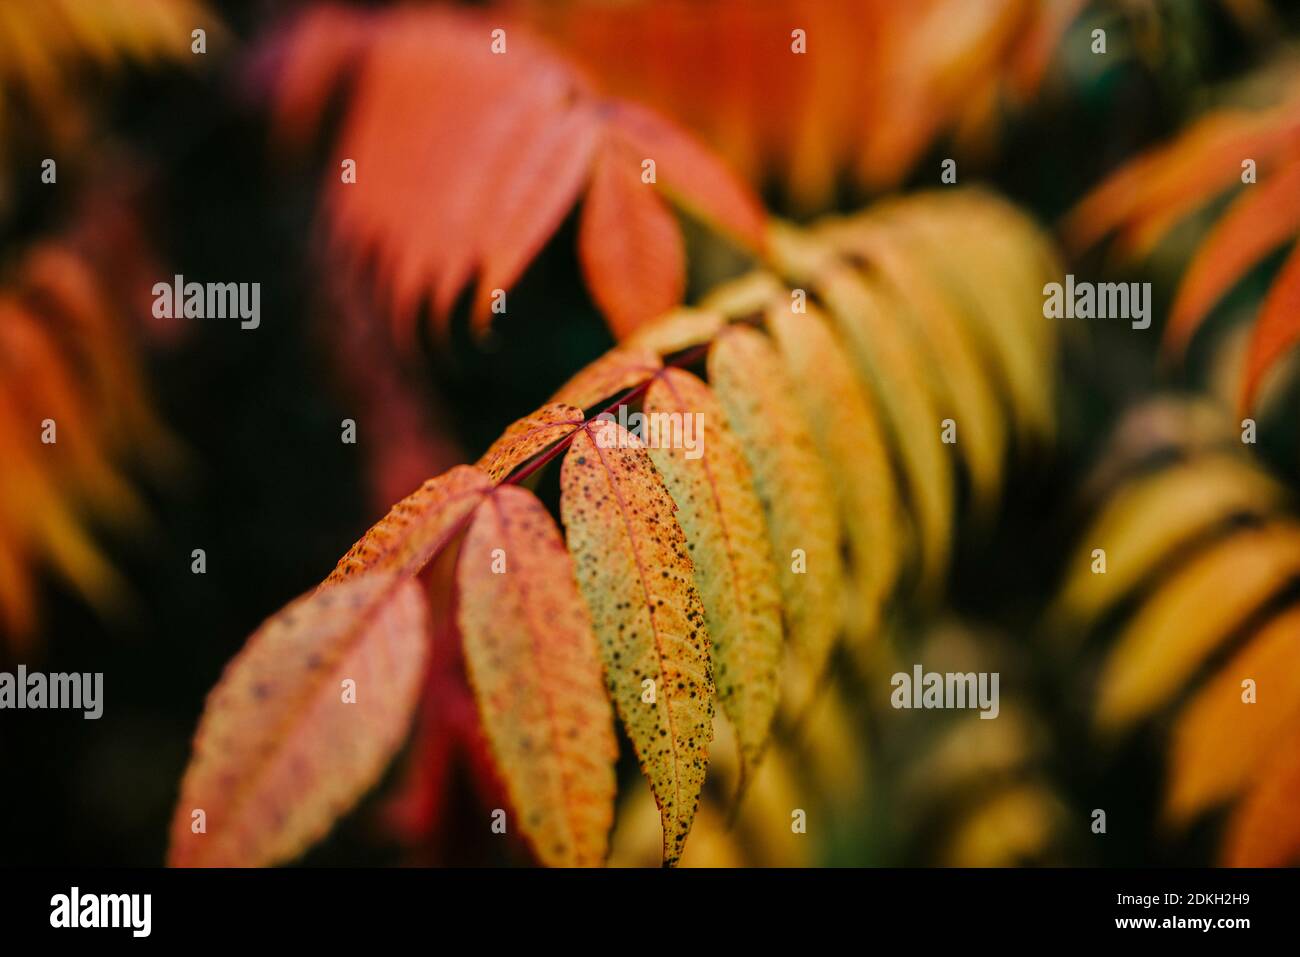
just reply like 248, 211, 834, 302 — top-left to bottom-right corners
1223, 724, 1300, 866
579, 139, 686, 338
328, 465, 492, 582
549, 346, 662, 410
1166, 605, 1300, 825
476, 403, 585, 483
456, 486, 618, 866
168, 572, 429, 866
1239, 240, 1300, 413
1166, 160, 1300, 358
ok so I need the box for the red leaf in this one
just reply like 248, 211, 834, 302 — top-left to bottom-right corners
605, 99, 767, 251
579, 139, 686, 338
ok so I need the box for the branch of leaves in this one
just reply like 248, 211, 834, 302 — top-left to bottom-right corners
167, 190, 1060, 868
1051, 397, 1300, 866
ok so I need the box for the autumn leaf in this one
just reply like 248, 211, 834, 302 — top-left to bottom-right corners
579, 138, 687, 339
1166, 605, 1300, 824
1239, 241, 1300, 413
267, 4, 764, 346
765, 294, 901, 637
818, 214, 1006, 515
516, 0, 1080, 209
708, 326, 843, 717
1053, 453, 1284, 631
0, 227, 176, 647
476, 403, 585, 483
1064, 70, 1300, 405
644, 368, 783, 789
766, 226, 953, 594
1223, 724, 1300, 866
1095, 522, 1300, 734
549, 346, 662, 410
625, 307, 726, 356
168, 572, 429, 867
560, 421, 714, 865
173, 191, 1062, 868
327, 466, 492, 583
456, 486, 618, 866
1165, 162, 1300, 359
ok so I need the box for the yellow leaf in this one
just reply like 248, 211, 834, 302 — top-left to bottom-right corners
769, 224, 952, 594
819, 214, 1006, 516
870, 192, 1055, 441
625, 307, 725, 356
942, 782, 1063, 867
560, 420, 714, 865
708, 325, 844, 716
698, 270, 787, 318
457, 486, 618, 866
644, 368, 783, 788
1096, 523, 1300, 734
1055, 453, 1285, 630
168, 572, 429, 866
766, 296, 901, 640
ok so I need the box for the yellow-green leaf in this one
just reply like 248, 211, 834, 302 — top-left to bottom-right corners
819, 214, 1006, 516
708, 325, 844, 716
560, 420, 714, 865
457, 485, 618, 866
769, 223, 952, 594
625, 307, 725, 356
644, 368, 783, 787
766, 296, 901, 640
1095, 523, 1300, 734
1054, 453, 1284, 630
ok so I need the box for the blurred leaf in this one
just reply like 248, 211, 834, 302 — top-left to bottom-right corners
268, 5, 764, 346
